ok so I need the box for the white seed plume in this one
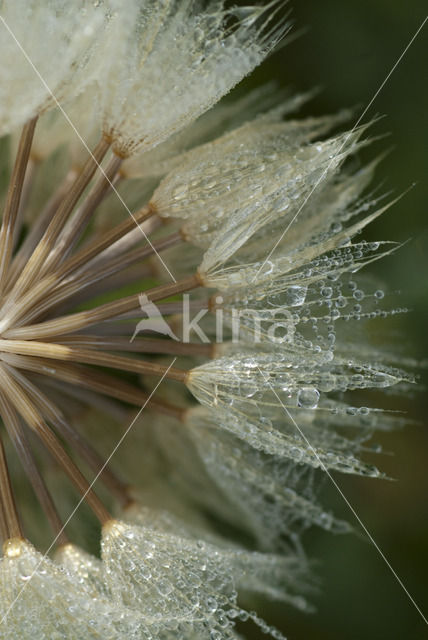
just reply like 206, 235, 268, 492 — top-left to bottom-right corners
187, 423, 352, 549
153, 118, 357, 260
208, 240, 395, 348
185, 351, 410, 475
0, 0, 108, 135
97, 0, 289, 156
122, 504, 312, 609
198, 204, 395, 290
20, 86, 101, 168
121, 83, 304, 180
54, 543, 108, 598
0, 538, 148, 639
102, 518, 290, 639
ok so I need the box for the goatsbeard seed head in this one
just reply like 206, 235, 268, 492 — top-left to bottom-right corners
0, 3, 416, 639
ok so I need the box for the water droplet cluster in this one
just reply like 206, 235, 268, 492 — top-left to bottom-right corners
99, 1, 288, 156
0, 539, 148, 639
102, 519, 290, 639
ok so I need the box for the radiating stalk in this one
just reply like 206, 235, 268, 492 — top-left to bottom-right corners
4, 274, 201, 339
57, 204, 155, 280
0, 339, 188, 383
0, 392, 68, 546
53, 335, 214, 357
7, 168, 79, 290
0, 116, 37, 294
49, 263, 156, 316
5, 136, 110, 303
88, 213, 163, 266
39, 152, 123, 276
0, 428, 22, 540
4, 231, 183, 329
7, 367, 130, 507
0, 498, 8, 542
0, 366, 111, 525
1, 353, 186, 421
12, 156, 37, 252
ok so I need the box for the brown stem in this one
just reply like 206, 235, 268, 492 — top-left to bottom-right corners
51, 263, 156, 316
53, 335, 214, 358
1, 353, 186, 421
13, 156, 37, 253
8, 367, 129, 507
4, 274, 201, 340
57, 204, 155, 280
83, 298, 207, 324
7, 168, 79, 291
91, 213, 163, 266
0, 392, 68, 545
0, 366, 111, 525
6, 136, 110, 302
158, 300, 209, 314
0, 117, 37, 294
10, 231, 184, 328
39, 153, 123, 277
0, 498, 8, 542
68, 230, 182, 289
0, 429, 22, 539
35, 375, 130, 423
60, 298, 205, 330
0, 339, 187, 383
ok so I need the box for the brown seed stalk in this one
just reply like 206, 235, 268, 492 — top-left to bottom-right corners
0, 116, 38, 294
6, 136, 110, 302
0, 365, 111, 525
0, 426, 22, 540
0, 392, 68, 546
4, 274, 201, 339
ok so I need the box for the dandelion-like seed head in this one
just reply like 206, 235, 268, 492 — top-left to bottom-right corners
0, 1, 416, 638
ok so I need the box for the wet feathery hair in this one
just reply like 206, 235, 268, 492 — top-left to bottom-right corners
0, 1, 416, 638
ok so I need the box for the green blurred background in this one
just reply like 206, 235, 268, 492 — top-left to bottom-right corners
235, 1, 428, 639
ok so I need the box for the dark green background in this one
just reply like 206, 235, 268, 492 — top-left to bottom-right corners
235, 2, 428, 639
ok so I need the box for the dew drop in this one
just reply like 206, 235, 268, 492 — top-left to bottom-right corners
353, 289, 364, 301
172, 184, 188, 200
358, 407, 370, 416
284, 285, 307, 307
330, 221, 342, 233
321, 286, 333, 298
297, 387, 320, 409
